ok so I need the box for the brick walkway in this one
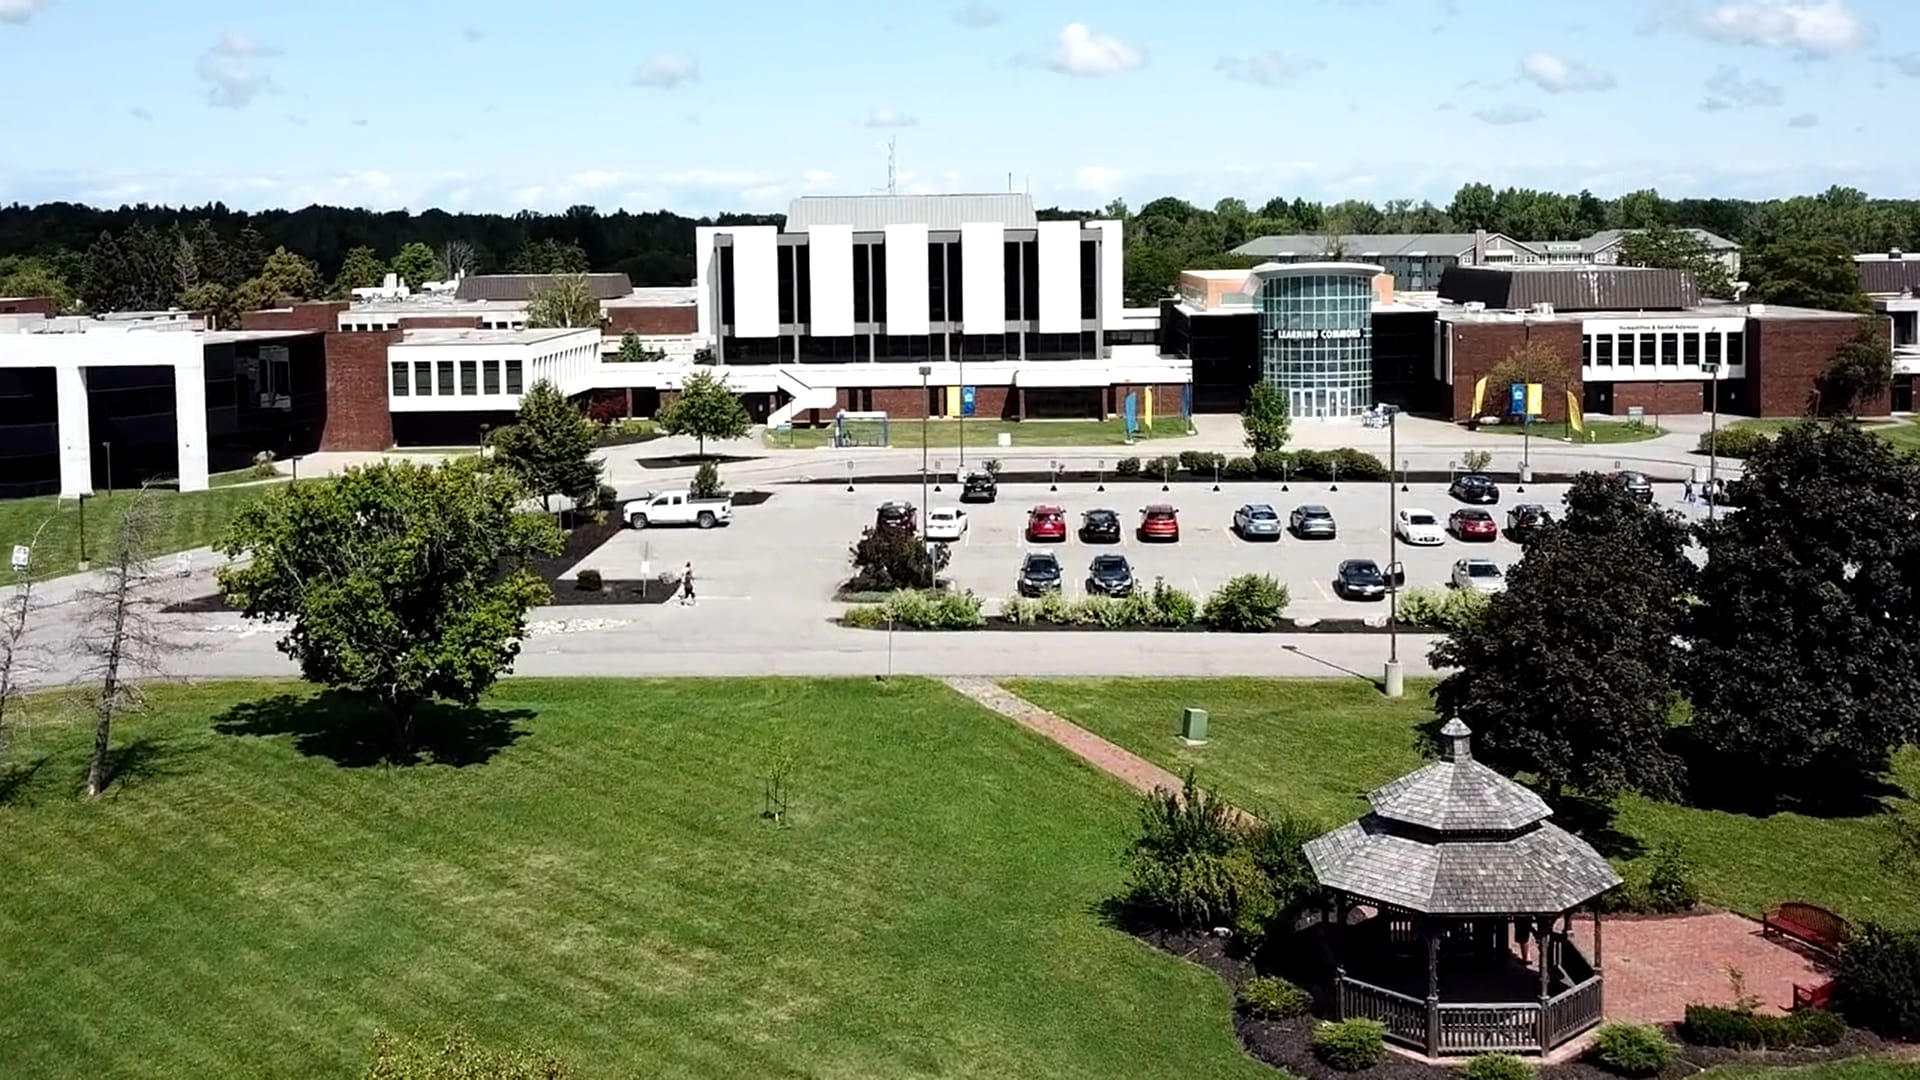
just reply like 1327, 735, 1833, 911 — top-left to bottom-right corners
952, 679, 1831, 1027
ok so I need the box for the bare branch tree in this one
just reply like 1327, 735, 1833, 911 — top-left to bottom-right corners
435, 240, 478, 283
74, 484, 177, 798
0, 518, 53, 764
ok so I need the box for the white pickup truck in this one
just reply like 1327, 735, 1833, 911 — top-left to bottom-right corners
622, 490, 733, 530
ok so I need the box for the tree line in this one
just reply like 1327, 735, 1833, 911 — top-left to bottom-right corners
2, 183, 1915, 317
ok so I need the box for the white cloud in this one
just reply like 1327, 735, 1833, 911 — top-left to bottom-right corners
1216, 52, 1324, 86
1517, 51, 1616, 92
1073, 165, 1126, 195
864, 107, 918, 129
1787, 112, 1819, 127
0, 0, 54, 24
1041, 23, 1144, 77
952, 1, 1000, 28
1473, 103, 1545, 125
1703, 64, 1783, 107
631, 54, 699, 90
1692, 0, 1872, 55
195, 31, 279, 109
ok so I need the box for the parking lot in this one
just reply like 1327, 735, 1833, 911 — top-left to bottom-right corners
570, 477, 1706, 619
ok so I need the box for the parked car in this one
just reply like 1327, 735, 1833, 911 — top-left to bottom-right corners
875, 500, 917, 534
1612, 471, 1655, 504
1290, 504, 1338, 539
1448, 508, 1498, 541
1085, 553, 1136, 597
1026, 504, 1067, 542
1233, 502, 1283, 541
924, 506, 968, 543
1079, 508, 1122, 543
1334, 559, 1389, 600
1138, 504, 1181, 542
1505, 503, 1553, 542
623, 490, 733, 529
960, 471, 998, 503
1449, 473, 1501, 504
1017, 552, 1063, 596
1395, 508, 1445, 546
1451, 557, 1506, 593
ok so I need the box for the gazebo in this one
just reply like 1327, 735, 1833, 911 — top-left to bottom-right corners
1303, 719, 1621, 1057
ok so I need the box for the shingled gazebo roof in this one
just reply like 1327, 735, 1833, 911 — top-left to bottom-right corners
1303, 720, 1621, 916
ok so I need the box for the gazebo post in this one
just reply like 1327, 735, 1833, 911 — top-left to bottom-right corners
1536, 916, 1553, 1051
1593, 905, 1605, 1013
1425, 920, 1441, 1057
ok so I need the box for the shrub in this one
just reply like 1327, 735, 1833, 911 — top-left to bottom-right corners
1001, 597, 1042, 624
1143, 455, 1182, 479
1115, 456, 1142, 476
1589, 1022, 1674, 1077
1463, 1054, 1535, 1080
848, 528, 938, 592
1238, 976, 1314, 1020
1833, 922, 1920, 1038
574, 569, 603, 593
1462, 449, 1494, 472
250, 449, 278, 479
1683, 1004, 1769, 1048
1440, 586, 1491, 633
1252, 449, 1293, 479
1202, 574, 1289, 632
1311, 1019, 1385, 1071
1242, 811, 1323, 916
1223, 456, 1257, 480
691, 461, 723, 499
610, 417, 657, 438
1146, 577, 1198, 627
1128, 849, 1270, 929
1643, 849, 1700, 914
1328, 447, 1389, 480
1697, 426, 1772, 459
839, 604, 890, 629
983, 457, 1003, 476
1788, 1007, 1847, 1047
1291, 448, 1330, 479
593, 483, 619, 512
1179, 450, 1227, 474
1397, 586, 1448, 628
882, 589, 983, 630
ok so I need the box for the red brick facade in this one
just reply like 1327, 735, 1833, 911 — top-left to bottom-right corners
1446, 321, 1584, 422
1750, 316, 1881, 417
605, 305, 697, 336
0, 296, 57, 317
240, 301, 346, 333
397, 315, 482, 330
1610, 380, 1704, 416
319, 331, 399, 451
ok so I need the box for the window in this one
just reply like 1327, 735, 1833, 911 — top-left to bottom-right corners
1615, 334, 1634, 365
390, 363, 409, 396
1682, 333, 1700, 366
437, 362, 456, 395
1640, 333, 1657, 365
1079, 237, 1098, 321
1582, 336, 1593, 365
1660, 333, 1679, 365
1595, 335, 1614, 365
484, 361, 500, 394
1725, 331, 1744, 364
460, 360, 477, 395
505, 360, 523, 394
1704, 333, 1723, 367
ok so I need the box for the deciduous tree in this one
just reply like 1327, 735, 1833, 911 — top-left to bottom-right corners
1616, 227, 1734, 298
75, 485, 177, 797
655, 369, 751, 457
180, 282, 238, 330
1431, 474, 1694, 801
523, 273, 601, 329
1483, 340, 1572, 418
1747, 238, 1871, 313
330, 245, 388, 297
511, 238, 589, 274
216, 459, 562, 756
0, 255, 75, 312
1241, 381, 1292, 453
1815, 319, 1894, 417
1685, 422, 1920, 805
491, 379, 602, 509
389, 242, 438, 291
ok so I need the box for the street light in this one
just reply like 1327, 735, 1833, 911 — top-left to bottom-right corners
918, 364, 932, 542
77, 492, 89, 570
101, 441, 113, 497
1385, 405, 1404, 699
1704, 360, 1722, 522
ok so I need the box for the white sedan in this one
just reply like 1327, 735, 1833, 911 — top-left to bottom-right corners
1395, 508, 1446, 546
925, 506, 969, 543
1451, 557, 1506, 592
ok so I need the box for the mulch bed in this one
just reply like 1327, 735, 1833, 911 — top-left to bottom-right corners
1132, 927, 1894, 1080
813, 469, 1679, 488
835, 617, 1444, 634
632, 452, 763, 469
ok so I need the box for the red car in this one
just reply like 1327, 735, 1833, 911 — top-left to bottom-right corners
1026, 504, 1067, 542
1448, 508, 1498, 541
1139, 504, 1181, 542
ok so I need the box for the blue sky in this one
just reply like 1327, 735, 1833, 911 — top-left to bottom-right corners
1, 0, 1916, 215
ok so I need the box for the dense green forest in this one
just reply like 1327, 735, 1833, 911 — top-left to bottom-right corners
0, 183, 1913, 318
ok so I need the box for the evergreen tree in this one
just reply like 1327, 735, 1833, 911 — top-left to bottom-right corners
490, 379, 603, 508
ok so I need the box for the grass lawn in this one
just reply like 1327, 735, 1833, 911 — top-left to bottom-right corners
0, 678, 1273, 1080
0, 485, 275, 580
1001, 678, 1920, 928
1727, 417, 1920, 452
764, 418, 1193, 450
1699, 1059, 1920, 1080
1469, 419, 1665, 444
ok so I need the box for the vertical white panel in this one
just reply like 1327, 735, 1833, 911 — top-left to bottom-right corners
732, 226, 779, 338
884, 223, 930, 334
959, 222, 1006, 334
173, 350, 209, 492
1036, 221, 1082, 333
56, 362, 92, 497
1094, 219, 1125, 325
809, 224, 855, 337
694, 226, 719, 339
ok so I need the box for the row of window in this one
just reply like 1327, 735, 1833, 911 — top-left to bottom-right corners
1582, 331, 1745, 368
342, 319, 527, 333
720, 331, 1101, 365
389, 359, 525, 397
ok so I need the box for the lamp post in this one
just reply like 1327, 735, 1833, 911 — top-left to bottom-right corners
918, 363, 932, 535
77, 492, 89, 571
1704, 360, 1721, 523
957, 358, 966, 471
101, 441, 113, 497
1385, 406, 1404, 699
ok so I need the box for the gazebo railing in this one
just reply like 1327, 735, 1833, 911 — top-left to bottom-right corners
1545, 976, 1605, 1046
1337, 972, 1604, 1056
1436, 1002, 1542, 1054
1338, 978, 1427, 1048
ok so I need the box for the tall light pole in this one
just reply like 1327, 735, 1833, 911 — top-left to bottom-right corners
1705, 360, 1721, 523
101, 441, 113, 497
957, 355, 966, 471
918, 364, 934, 589
1384, 405, 1404, 699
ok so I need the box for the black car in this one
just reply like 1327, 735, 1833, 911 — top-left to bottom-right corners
1613, 471, 1654, 504
875, 500, 917, 534
1079, 508, 1122, 543
960, 471, 998, 503
1335, 559, 1389, 600
1085, 553, 1135, 597
1449, 473, 1500, 504
1017, 552, 1063, 596
1505, 503, 1553, 542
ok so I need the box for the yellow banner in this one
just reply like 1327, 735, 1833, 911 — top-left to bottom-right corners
1143, 387, 1155, 428
1524, 382, 1544, 417
946, 385, 960, 418
1470, 376, 1488, 418
1566, 389, 1586, 433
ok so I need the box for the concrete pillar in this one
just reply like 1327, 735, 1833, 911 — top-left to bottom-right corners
55, 363, 92, 497
174, 350, 209, 492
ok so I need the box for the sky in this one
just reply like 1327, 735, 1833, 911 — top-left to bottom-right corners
1, 0, 1917, 216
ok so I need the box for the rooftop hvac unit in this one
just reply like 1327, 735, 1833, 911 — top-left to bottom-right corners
1747, 303, 1768, 315
1463, 301, 1487, 312
1531, 302, 1555, 316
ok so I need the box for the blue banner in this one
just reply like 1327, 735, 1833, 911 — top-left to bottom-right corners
961, 386, 976, 417
1123, 392, 1139, 435
1509, 382, 1527, 415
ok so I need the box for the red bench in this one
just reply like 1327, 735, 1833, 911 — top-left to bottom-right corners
1762, 901, 1852, 957
1792, 981, 1834, 1011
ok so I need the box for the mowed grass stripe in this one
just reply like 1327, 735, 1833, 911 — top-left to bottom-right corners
0, 677, 1270, 1080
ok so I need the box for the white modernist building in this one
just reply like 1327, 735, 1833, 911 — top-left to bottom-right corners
385, 328, 604, 412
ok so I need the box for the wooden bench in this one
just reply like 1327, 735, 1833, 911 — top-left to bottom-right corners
1762, 901, 1852, 957
1792, 980, 1834, 1011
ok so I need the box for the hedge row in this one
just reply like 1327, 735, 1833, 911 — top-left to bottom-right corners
1116, 448, 1388, 482
846, 574, 1290, 632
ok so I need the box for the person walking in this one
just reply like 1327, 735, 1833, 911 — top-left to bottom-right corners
1684, 477, 1695, 503
679, 561, 696, 606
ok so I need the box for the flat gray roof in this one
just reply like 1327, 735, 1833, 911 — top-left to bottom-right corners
395, 328, 595, 346
785, 193, 1039, 232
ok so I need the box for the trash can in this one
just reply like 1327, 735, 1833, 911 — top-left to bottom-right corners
997, 432, 1012, 448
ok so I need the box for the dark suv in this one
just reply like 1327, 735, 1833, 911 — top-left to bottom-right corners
1505, 504, 1553, 542
1085, 554, 1135, 597
874, 501, 917, 534
1017, 552, 1063, 596
960, 471, 998, 503
1612, 471, 1654, 504
1079, 508, 1122, 543
1449, 473, 1500, 504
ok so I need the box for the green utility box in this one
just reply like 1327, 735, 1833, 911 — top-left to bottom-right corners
1180, 707, 1209, 745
